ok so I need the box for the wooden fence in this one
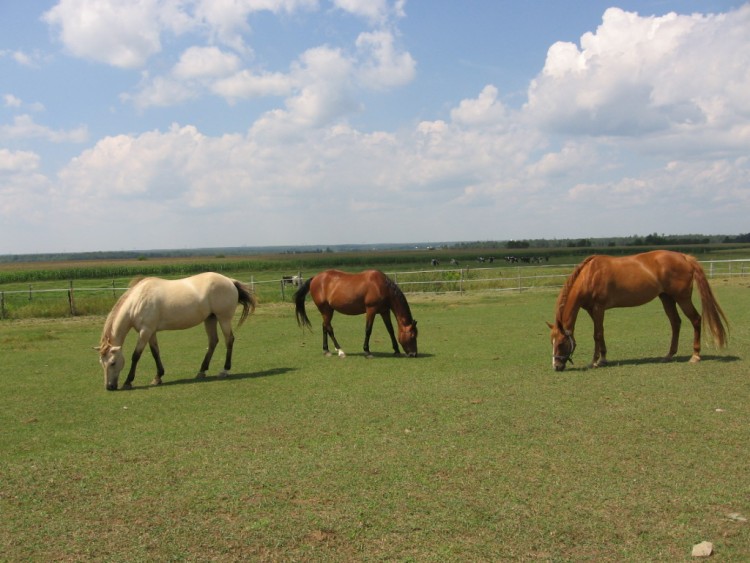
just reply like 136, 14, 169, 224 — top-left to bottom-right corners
1, 259, 749, 319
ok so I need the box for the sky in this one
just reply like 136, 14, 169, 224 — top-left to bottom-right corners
1, 0, 749, 255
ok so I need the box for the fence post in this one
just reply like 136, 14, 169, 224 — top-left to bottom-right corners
112, 279, 116, 298
29, 285, 33, 301
68, 280, 76, 316
1, 291, 4, 319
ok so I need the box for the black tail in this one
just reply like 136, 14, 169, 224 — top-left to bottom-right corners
234, 280, 257, 326
293, 278, 313, 329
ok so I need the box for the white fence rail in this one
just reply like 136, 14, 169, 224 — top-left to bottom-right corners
2, 258, 749, 319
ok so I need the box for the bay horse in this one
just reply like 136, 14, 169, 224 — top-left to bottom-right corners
548, 250, 728, 371
96, 272, 257, 390
294, 269, 418, 358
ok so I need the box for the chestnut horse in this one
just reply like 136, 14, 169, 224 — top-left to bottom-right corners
548, 250, 728, 371
294, 269, 418, 358
97, 272, 256, 390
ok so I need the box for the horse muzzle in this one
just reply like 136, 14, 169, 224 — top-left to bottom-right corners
106, 382, 118, 391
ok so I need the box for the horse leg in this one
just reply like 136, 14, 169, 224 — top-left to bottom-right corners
148, 334, 166, 386
321, 310, 344, 357
676, 297, 702, 363
589, 308, 607, 367
197, 315, 219, 378
380, 311, 401, 356
123, 331, 150, 390
362, 310, 377, 359
218, 317, 235, 378
659, 294, 681, 362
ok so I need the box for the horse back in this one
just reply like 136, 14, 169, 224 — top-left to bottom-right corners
139, 273, 240, 330
585, 251, 695, 308
311, 269, 389, 315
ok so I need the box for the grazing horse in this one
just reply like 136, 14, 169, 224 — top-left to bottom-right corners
96, 272, 257, 390
294, 269, 418, 358
548, 250, 728, 371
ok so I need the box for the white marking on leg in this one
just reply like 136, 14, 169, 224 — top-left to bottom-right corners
337, 349, 346, 358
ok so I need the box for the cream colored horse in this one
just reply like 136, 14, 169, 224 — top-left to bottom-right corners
96, 272, 256, 390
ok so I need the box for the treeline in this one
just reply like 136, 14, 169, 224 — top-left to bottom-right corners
449, 233, 740, 250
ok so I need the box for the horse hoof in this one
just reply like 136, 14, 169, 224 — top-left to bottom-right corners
150, 377, 162, 386
337, 350, 346, 358
365, 354, 374, 359
324, 351, 332, 357
196, 372, 206, 379
689, 355, 701, 363
122, 382, 132, 390
217, 371, 228, 379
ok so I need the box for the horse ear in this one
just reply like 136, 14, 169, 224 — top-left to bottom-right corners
545, 321, 553, 329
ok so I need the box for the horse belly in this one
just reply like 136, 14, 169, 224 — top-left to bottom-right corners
326, 300, 367, 316
157, 304, 212, 330
605, 278, 662, 308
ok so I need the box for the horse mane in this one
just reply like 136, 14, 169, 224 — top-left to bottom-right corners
99, 277, 146, 351
555, 256, 596, 323
386, 277, 414, 322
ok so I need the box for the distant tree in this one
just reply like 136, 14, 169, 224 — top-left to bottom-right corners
644, 233, 667, 245
506, 240, 530, 249
567, 239, 592, 248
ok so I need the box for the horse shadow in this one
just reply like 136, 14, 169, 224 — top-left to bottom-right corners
571, 354, 741, 370
129, 367, 297, 389
343, 351, 435, 359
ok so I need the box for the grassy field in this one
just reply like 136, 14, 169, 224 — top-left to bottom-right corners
1, 281, 749, 560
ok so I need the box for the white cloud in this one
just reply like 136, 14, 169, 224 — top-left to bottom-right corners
0, 149, 52, 219
1, 49, 48, 67
333, 0, 390, 24
0, 114, 88, 143
3, 94, 23, 108
526, 4, 750, 149
121, 74, 197, 110
42, 0, 322, 67
355, 30, 415, 89
450, 85, 506, 127
0, 148, 40, 173
212, 70, 294, 101
42, 0, 167, 68
192, 0, 318, 52
173, 46, 242, 80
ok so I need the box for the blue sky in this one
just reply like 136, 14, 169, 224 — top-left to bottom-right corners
1, 0, 748, 254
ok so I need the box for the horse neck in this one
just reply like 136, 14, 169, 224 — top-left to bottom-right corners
387, 284, 413, 326
556, 274, 584, 334
102, 295, 135, 347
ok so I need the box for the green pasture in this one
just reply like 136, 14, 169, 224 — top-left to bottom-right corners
1, 283, 749, 560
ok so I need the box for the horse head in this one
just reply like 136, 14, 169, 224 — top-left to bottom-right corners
97, 342, 125, 391
547, 321, 576, 371
398, 319, 418, 357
